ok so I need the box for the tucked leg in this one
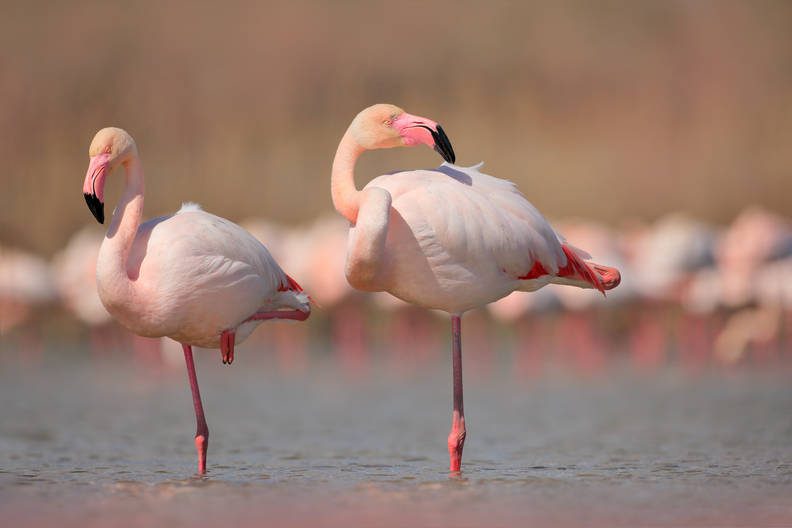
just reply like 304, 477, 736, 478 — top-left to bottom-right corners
220, 309, 309, 365
243, 309, 310, 324
183, 344, 209, 474
448, 314, 467, 473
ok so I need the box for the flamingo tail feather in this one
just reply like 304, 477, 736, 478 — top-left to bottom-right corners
557, 244, 621, 295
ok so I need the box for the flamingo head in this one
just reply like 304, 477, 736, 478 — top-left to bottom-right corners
350, 104, 455, 163
83, 127, 137, 224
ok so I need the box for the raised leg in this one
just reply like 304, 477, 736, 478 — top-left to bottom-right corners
244, 309, 310, 323
183, 344, 209, 474
220, 309, 309, 365
448, 314, 467, 473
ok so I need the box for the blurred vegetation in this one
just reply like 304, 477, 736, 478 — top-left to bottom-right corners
2, 0, 792, 255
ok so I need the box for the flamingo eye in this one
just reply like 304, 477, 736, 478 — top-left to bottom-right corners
105, 146, 111, 154
383, 119, 391, 126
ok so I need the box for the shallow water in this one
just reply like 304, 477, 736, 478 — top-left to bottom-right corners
1, 342, 791, 527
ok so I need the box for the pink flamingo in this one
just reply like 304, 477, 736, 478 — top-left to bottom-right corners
0, 245, 56, 335
716, 207, 791, 308
81, 127, 310, 473
52, 226, 109, 327
331, 104, 621, 472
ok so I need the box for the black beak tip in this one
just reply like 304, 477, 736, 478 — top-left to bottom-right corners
431, 125, 456, 164
84, 193, 105, 224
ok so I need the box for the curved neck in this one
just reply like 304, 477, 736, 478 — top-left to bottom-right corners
331, 130, 365, 223
98, 154, 144, 297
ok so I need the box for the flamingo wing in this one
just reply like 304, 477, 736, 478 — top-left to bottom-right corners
368, 163, 566, 281
125, 207, 308, 342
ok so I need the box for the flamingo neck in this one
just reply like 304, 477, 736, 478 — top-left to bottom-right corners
97, 154, 144, 303
331, 130, 365, 223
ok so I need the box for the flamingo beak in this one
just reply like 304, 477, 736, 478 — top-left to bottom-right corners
83, 153, 110, 224
431, 125, 455, 164
394, 113, 456, 164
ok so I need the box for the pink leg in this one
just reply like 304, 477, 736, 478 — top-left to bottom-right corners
221, 330, 236, 365
244, 309, 310, 323
448, 314, 467, 473
183, 344, 209, 474
220, 309, 309, 365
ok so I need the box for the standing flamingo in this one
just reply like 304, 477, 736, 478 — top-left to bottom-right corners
52, 226, 109, 327
81, 127, 310, 473
0, 245, 56, 334
331, 104, 621, 472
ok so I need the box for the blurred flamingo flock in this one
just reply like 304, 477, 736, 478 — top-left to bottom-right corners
2, 205, 790, 373
2, 2, 791, 376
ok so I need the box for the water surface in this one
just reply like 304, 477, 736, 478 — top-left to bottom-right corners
1, 343, 790, 526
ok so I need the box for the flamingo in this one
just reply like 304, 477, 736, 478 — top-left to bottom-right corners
0, 245, 56, 334
331, 104, 621, 472
629, 213, 716, 303
52, 227, 113, 325
716, 207, 792, 308
81, 127, 310, 473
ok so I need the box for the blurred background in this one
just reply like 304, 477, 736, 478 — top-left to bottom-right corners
1, 0, 790, 367
1, 2, 791, 526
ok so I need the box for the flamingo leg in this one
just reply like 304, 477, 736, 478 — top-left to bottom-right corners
244, 309, 310, 323
219, 309, 309, 365
448, 314, 466, 473
183, 344, 209, 474
221, 330, 236, 365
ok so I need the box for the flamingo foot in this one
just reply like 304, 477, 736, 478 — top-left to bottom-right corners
195, 433, 208, 474
221, 330, 235, 365
447, 414, 466, 473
